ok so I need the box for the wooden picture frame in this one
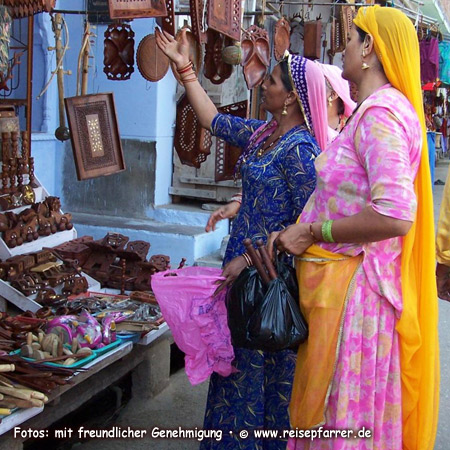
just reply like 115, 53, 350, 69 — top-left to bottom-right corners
65, 93, 126, 181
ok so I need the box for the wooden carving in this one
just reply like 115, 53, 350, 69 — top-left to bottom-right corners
241, 25, 269, 90
189, 0, 206, 44
174, 94, 212, 168
273, 18, 290, 61
104, 23, 135, 81
108, 0, 167, 19
65, 93, 126, 180
303, 21, 322, 60
156, 0, 176, 37
137, 34, 169, 82
208, 0, 241, 41
4, 0, 55, 18
215, 100, 249, 181
204, 29, 233, 85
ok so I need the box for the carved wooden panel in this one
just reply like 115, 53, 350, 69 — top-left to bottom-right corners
103, 23, 135, 81
215, 100, 248, 181
174, 94, 212, 168
4, 0, 54, 18
189, 0, 206, 44
207, 0, 241, 41
64, 93, 125, 181
136, 34, 169, 82
108, 0, 167, 19
156, 0, 176, 37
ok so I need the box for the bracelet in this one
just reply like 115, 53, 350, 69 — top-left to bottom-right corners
231, 193, 242, 204
180, 71, 196, 80
321, 220, 335, 243
242, 252, 252, 267
309, 223, 318, 242
182, 77, 198, 84
176, 61, 193, 73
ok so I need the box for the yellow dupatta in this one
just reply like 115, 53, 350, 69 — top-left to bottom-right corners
354, 7, 439, 450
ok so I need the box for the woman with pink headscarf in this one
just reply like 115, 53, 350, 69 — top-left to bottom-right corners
318, 62, 356, 142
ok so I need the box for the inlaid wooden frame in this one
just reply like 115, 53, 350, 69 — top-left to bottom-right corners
65, 93, 126, 181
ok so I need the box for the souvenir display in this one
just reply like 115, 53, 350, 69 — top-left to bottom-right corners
240, 25, 270, 90
137, 34, 170, 82
215, 100, 249, 181
103, 23, 135, 81
273, 17, 291, 61
64, 93, 126, 181
107, 0, 167, 20
189, 0, 206, 44
303, 20, 322, 60
174, 94, 212, 168
204, 29, 233, 85
207, 0, 241, 41
156, 0, 176, 37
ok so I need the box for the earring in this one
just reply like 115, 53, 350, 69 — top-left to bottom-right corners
281, 102, 288, 116
328, 96, 333, 107
361, 62, 370, 70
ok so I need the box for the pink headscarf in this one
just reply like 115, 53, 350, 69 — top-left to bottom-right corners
302, 58, 328, 151
317, 63, 356, 118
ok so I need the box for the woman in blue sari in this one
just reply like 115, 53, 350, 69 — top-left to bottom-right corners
156, 29, 327, 449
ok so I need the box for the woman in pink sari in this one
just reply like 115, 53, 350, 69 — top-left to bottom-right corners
268, 6, 439, 450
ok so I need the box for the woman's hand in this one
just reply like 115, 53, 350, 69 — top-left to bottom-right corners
215, 255, 248, 294
268, 223, 315, 258
205, 201, 241, 232
155, 28, 190, 69
436, 263, 450, 302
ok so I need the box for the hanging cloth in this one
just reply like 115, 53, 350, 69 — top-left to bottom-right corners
420, 37, 440, 83
439, 41, 450, 85
354, 6, 439, 450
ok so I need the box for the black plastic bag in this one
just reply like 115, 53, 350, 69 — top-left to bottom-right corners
226, 255, 308, 352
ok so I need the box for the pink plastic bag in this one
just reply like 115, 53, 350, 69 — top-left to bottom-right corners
152, 266, 235, 385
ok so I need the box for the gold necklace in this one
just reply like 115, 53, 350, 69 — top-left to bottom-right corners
256, 134, 281, 157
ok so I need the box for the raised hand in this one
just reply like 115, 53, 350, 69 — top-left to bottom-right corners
155, 27, 190, 69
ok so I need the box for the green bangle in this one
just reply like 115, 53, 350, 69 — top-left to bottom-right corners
321, 220, 335, 243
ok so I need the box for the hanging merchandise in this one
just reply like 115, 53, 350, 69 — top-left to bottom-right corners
189, 0, 206, 44
107, 0, 167, 20
439, 41, 450, 85
240, 25, 270, 90
156, 0, 176, 37
214, 100, 249, 182
76, 22, 95, 96
208, 0, 241, 41
203, 29, 233, 85
420, 35, 439, 84
274, 17, 291, 61
174, 94, 212, 168
137, 34, 169, 82
3, 0, 55, 18
103, 23, 135, 81
169, 29, 202, 84
303, 19, 322, 60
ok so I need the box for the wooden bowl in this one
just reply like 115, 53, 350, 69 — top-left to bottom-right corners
136, 34, 170, 82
